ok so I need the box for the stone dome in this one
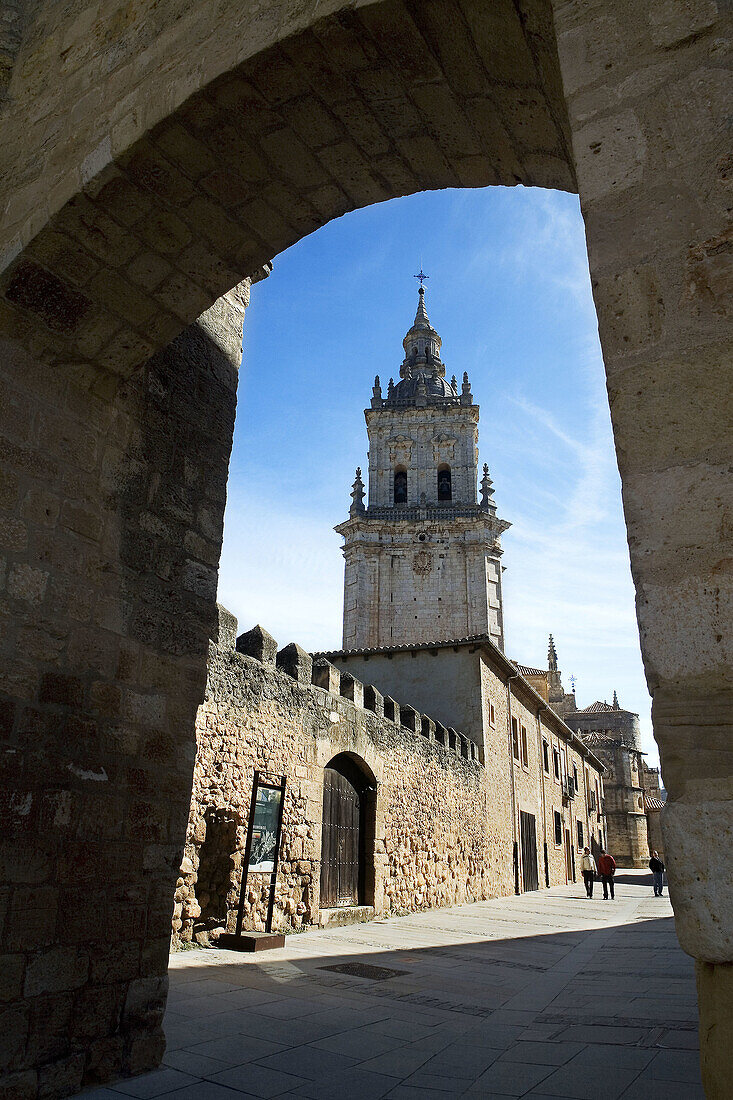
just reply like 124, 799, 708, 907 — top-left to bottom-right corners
388, 371, 458, 405
383, 285, 460, 407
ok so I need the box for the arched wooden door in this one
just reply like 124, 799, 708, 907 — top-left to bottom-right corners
320, 756, 367, 909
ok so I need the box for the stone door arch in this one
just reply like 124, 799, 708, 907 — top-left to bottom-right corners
320, 753, 376, 911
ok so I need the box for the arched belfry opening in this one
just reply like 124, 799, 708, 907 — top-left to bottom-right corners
437, 464, 452, 502
394, 467, 408, 504
320, 753, 376, 912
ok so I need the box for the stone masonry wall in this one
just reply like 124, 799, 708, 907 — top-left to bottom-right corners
0, 289, 248, 1098
174, 609, 493, 945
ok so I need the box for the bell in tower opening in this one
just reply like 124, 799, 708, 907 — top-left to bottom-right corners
335, 280, 510, 651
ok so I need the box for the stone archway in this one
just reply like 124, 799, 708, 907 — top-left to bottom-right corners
1, 1, 731, 1096
320, 752, 378, 913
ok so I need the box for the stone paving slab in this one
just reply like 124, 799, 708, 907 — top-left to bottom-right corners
78, 871, 701, 1099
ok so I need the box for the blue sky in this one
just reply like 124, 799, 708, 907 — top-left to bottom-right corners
217, 185, 659, 768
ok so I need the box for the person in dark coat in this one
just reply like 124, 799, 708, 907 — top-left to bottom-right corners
649, 851, 665, 896
597, 849, 616, 899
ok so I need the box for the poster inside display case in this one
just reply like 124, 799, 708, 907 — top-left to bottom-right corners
248, 783, 283, 873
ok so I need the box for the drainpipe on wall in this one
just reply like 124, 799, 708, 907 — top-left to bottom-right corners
506, 675, 520, 894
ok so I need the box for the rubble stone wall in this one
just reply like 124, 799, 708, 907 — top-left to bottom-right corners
174, 611, 493, 945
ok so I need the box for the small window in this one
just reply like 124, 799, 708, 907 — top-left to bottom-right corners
553, 748, 560, 780
554, 810, 563, 847
521, 726, 528, 768
511, 717, 519, 760
489, 702, 496, 727
437, 465, 452, 502
542, 740, 550, 774
394, 468, 407, 504
577, 820, 584, 849
573, 764, 578, 791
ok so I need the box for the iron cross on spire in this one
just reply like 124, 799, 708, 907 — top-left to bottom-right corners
414, 268, 429, 287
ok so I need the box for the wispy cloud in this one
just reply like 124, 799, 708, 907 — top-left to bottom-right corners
462, 189, 595, 317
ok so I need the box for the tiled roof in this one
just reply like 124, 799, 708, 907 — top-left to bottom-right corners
644, 795, 665, 812
513, 663, 547, 678
580, 700, 616, 713
314, 636, 606, 773
315, 634, 492, 659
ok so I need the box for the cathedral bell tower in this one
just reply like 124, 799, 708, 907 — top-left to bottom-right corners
336, 283, 510, 650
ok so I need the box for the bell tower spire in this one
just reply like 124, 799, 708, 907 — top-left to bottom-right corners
335, 277, 510, 652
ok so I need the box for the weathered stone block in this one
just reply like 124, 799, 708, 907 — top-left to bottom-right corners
276, 643, 312, 685
339, 671, 364, 708
648, 0, 717, 48
8, 562, 48, 605
0, 955, 25, 1003
215, 604, 238, 649
25, 992, 74, 1064
70, 985, 120, 1041
124, 1029, 167, 1076
400, 705, 418, 732
0, 1070, 37, 1100
311, 658, 339, 694
83, 1036, 124, 1085
6, 885, 58, 950
0, 1002, 29, 1069
37, 1052, 85, 1099
23, 947, 89, 998
88, 943, 140, 986
236, 624, 277, 665
122, 976, 168, 1029
383, 696, 398, 723
363, 684, 384, 717
573, 110, 646, 203
38, 673, 83, 709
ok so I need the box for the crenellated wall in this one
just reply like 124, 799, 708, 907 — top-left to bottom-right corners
173, 606, 492, 945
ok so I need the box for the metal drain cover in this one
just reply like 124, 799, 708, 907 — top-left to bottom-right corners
319, 962, 408, 981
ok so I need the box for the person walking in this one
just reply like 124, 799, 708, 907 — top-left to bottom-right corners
597, 848, 616, 899
580, 847, 597, 898
649, 851, 665, 896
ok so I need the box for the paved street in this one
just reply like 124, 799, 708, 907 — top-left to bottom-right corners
81, 871, 702, 1099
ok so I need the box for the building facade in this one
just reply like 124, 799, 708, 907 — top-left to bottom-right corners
321, 636, 608, 899
532, 638, 665, 867
336, 286, 509, 652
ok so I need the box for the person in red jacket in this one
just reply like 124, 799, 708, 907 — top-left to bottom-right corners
597, 849, 617, 899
